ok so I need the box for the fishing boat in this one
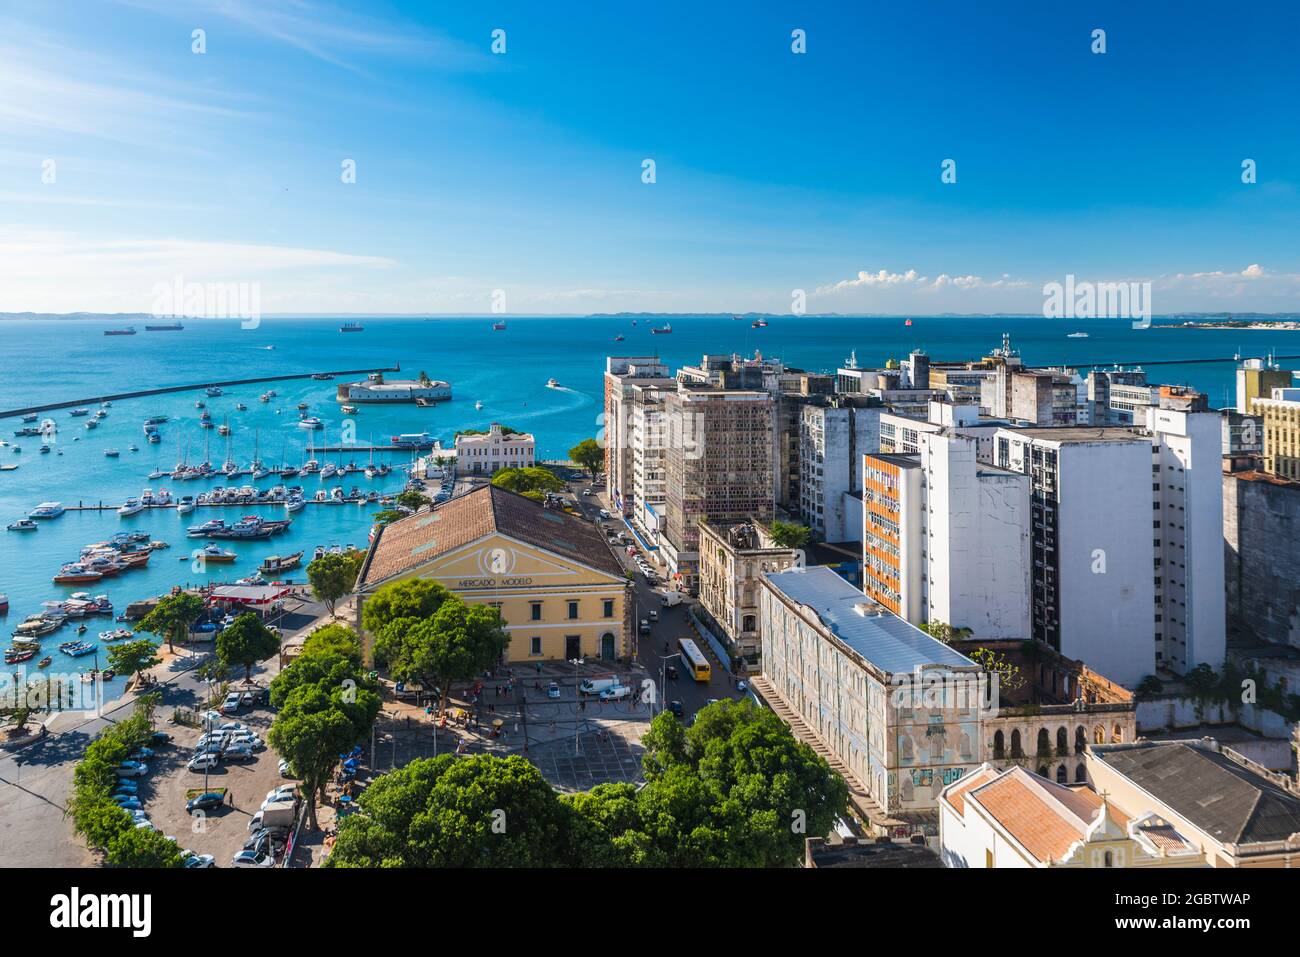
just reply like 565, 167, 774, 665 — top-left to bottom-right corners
259, 551, 303, 574
13, 615, 63, 638
28, 502, 65, 519
196, 543, 237, 563
5, 648, 37, 664
58, 640, 98, 657
8, 519, 38, 532
474, 400, 483, 410
492, 320, 507, 331
205, 386, 224, 397
37, 656, 51, 668
650, 323, 672, 334
21, 413, 37, 423
751, 318, 768, 328
105, 449, 120, 458
99, 629, 134, 642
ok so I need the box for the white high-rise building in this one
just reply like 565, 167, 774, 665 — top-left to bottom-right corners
798, 400, 881, 543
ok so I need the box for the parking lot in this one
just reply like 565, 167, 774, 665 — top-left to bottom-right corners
126, 686, 297, 868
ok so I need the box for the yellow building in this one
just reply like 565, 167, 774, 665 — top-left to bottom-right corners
1255, 392, 1300, 480
355, 485, 632, 664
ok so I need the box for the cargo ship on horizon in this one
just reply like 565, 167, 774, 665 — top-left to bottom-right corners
144, 322, 184, 331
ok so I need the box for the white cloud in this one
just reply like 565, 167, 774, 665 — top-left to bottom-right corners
1241, 263, 1265, 279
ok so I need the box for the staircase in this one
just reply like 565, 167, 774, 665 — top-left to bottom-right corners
749, 675, 894, 824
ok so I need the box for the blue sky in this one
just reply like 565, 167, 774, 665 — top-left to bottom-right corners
1, 0, 1298, 315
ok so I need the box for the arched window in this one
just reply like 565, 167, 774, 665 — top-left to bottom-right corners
1075, 726, 1087, 754
993, 730, 1006, 759
1075, 763, 1087, 783
1056, 765, 1067, 784
1094, 725, 1105, 745
1036, 728, 1051, 757
1038, 765, 1049, 778
1011, 729, 1023, 758
1056, 727, 1068, 755
1112, 723, 1123, 744
1104, 851, 1114, 868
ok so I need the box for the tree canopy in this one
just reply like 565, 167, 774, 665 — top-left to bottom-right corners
216, 611, 281, 679
490, 466, 564, 495
325, 755, 572, 868
107, 639, 162, 685
135, 590, 204, 653
768, 520, 811, 549
306, 549, 365, 615
568, 438, 603, 480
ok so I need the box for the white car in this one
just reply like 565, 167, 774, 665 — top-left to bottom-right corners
278, 759, 293, 778
188, 753, 221, 771
230, 849, 275, 869
220, 693, 242, 715
599, 685, 632, 701
182, 852, 216, 869
265, 785, 297, 803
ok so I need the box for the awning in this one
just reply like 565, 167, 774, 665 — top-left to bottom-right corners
207, 584, 291, 606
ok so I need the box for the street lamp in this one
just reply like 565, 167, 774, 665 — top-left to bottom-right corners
654, 653, 677, 716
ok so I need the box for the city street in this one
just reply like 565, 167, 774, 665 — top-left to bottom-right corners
562, 478, 744, 723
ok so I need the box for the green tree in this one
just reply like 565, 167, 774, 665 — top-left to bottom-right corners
568, 438, 604, 481
135, 590, 205, 654
105, 826, 186, 868
325, 755, 574, 867
216, 612, 281, 680
107, 639, 162, 687
768, 520, 811, 549
374, 597, 508, 711
361, 578, 452, 642
371, 508, 405, 526
490, 466, 564, 495
306, 549, 364, 615
520, 489, 545, 503
395, 489, 431, 510
922, 621, 972, 645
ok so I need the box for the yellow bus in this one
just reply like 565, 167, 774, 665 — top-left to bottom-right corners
677, 637, 711, 683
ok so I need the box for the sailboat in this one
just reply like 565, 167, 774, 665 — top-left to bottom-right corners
249, 430, 270, 479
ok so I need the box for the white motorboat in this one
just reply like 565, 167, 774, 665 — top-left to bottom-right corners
118, 498, 145, 517
285, 496, 305, 512
298, 417, 324, 430
176, 496, 196, 515
28, 502, 65, 519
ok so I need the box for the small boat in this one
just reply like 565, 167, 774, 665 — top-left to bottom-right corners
205, 386, 224, 397
260, 392, 273, 402
296, 402, 310, 411
340, 322, 364, 332
21, 414, 37, 423
37, 656, 51, 669
84, 419, 98, 430
650, 323, 672, 334
474, 400, 483, 410
8, 519, 38, 532
904, 318, 913, 326
197, 544, 237, 563
751, 318, 768, 328
58, 640, 98, 657
0, 594, 6, 614
76, 623, 87, 634
341, 405, 358, 414
129, 445, 139, 452
298, 417, 324, 430
105, 449, 120, 457
69, 408, 89, 417
613, 335, 625, 342
235, 402, 247, 411
195, 400, 206, 409
546, 378, 560, 389
1067, 332, 1089, 338
99, 629, 134, 642
259, 551, 303, 574
176, 495, 196, 514
285, 496, 304, 513
4, 648, 37, 664
118, 498, 145, 516
54, 564, 103, 584
28, 502, 65, 519
39, 444, 50, 453
492, 320, 507, 331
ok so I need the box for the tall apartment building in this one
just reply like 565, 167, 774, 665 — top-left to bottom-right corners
1088, 367, 1158, 425
1255, 386, 1300, 481
1237, 356, 1294, 414
862, 432, 1031, 640
1145, 404, 1226, 674
982, 366, 1081, 426
602, 356, 674, 521
992, 427, 1156, 686
661, 385, 775, 588
798, 398, 881, 543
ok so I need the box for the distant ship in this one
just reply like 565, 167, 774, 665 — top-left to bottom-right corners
904, 319, 913, 326
492, 320, 507, 331
614, 334, 625, 341
104, 327, 136, 336
751, 318, 768, 328
650, 323, 672, 335
1067, 332, 1089, 338
145, 322, 184, 331
340, 322, 364, 333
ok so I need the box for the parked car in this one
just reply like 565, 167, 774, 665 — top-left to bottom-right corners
222, 745, 255, 763
217, 722, 250, 733
647, 610, 658, 622
118, 761, 148, 776
186, 791, 226, 814
130, 746, 155, 759
150, 731, 173, 745
546, 681, 561, 699
598, 509, 610, 519
277, 758, 293, 778
182, 852, 216, 869
220, 692, 242, 715
599, 684, 632, 701
239, 691, 257, 708
230, 849, 275, 868
187, 753, 221, 772
114, 796, 143, 810
265, 785, 297, 803
639, 620, 650, 635
112, 780, 138, 793
665, 664, 679, 681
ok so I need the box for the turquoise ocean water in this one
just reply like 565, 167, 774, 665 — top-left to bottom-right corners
0, 314, 1294, 679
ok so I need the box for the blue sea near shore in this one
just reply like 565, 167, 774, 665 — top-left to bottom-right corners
0, 313, 1294, 679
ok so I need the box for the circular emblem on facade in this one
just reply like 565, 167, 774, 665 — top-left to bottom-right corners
479, 546, 514, 577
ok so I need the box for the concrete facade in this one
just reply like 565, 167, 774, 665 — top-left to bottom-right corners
1224, 471, 1300, 648
798, 401, 881, 543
